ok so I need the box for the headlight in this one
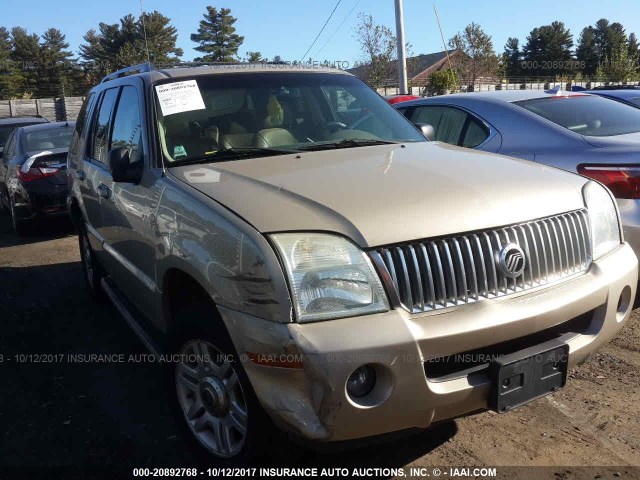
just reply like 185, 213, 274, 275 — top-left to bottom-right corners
583, 181, 621, 260
270, 233, 389, 322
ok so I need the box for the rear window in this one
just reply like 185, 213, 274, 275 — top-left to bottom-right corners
0, 123, 40, 146
24, 126, 74, 152
515, 95, 640, 137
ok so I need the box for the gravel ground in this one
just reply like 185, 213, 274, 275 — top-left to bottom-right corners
0, 212, 638, 479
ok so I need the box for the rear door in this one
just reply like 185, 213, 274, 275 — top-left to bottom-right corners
81, 87, 120, 262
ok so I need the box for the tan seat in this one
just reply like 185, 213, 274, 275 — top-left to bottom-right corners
220, 133, 256, 149
255, 128, 297, 148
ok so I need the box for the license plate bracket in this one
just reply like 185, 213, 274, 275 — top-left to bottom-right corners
489, 339, 569, 413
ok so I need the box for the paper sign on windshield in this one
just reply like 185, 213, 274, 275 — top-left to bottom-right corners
155, 80, 206, 116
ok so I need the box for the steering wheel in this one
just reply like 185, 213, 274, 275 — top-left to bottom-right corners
324, 121, 348, 133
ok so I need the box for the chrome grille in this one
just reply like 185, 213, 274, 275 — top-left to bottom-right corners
370, 210, 591, 313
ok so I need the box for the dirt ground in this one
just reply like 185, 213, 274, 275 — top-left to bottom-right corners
0, 213, 638, 479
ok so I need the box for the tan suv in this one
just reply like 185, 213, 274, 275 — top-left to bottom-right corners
67, 63, 638, 463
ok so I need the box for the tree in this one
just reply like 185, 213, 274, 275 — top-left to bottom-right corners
576, 26, 599, 75
426, 70, 458, 95
522, 21, 574, 77
353, 13, 396, 87
597, 41, 639, 82
0, 27, 23, 99
503, 37, 522, 78
10, 27, 41, 95
628, 33, 639, 57
191, 7, 244, 63
80, 11, 183, 77
448, 22, 498, 84
37, 28, 74, 97
245, 51, 263, 63
272, 55, 284, 64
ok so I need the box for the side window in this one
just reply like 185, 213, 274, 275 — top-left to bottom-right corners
110, 86, 144, 165
410, 106, 489, 147
462, 117, 489, 148
3, 132, 16, 160
410, 106, 467, 144
69, 92, 94, 156
90, 88, 119, 163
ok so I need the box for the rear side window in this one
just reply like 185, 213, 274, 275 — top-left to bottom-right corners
70, 93, 94, 156
515, 95, 640, 137
90, 88, 119, 163
2, 131, 17, 160
409, 105, 488, 147
110, 86, 144, 164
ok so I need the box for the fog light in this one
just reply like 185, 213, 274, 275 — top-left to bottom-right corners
346, 364, 376, 399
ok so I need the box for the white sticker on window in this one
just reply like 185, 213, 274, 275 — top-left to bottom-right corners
155, 80, 206, 116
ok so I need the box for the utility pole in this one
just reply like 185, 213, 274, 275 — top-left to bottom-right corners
394, 0, 408, 94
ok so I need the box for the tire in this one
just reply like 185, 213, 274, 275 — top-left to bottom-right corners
79, 224, 107, 302
166, 302, 274, 465
9, 197, 31, 236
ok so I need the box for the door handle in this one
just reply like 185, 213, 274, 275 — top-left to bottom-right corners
97, 183, 111, 199
75, 170, 86, 181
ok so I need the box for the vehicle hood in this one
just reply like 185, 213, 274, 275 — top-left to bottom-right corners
170, 142, 588, 248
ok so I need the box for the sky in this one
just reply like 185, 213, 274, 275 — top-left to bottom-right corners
2, 0, 639, 65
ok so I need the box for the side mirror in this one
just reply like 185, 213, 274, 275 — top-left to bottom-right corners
415, 123, 435, 141
107, 147, 142, 183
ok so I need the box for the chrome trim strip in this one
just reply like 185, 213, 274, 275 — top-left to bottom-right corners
370, 209, 591, 314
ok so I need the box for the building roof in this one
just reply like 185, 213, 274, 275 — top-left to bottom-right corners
347, 50, 461, 86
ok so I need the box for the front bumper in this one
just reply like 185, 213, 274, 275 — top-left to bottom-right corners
220, 242, 638, 442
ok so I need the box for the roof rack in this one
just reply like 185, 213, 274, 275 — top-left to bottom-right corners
101, 63, 155, 83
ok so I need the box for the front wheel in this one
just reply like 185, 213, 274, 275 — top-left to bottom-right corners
167, 307, 273, 464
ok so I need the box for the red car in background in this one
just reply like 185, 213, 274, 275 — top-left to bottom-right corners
384, 94, 419, 104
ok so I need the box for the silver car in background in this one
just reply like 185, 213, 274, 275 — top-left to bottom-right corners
396, 91, 640, 270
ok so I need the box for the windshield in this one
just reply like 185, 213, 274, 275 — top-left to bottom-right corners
24, 126, 74, 152
154, 72, 425, 164
515, 95, 640, 137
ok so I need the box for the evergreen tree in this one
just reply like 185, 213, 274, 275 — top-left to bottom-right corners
522, 21, 573, 77
629, 33, 640, 56
503, 37, 522, 78
245, 51, 263, 63
190, 7, 244, 63
38, 28, 73, 97
80, 11, 183, 77
576, 26, 598, 75
0, 27, 22, 99
10, 27, 41, 96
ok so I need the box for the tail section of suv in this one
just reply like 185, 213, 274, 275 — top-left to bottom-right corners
67, 63, 638, 463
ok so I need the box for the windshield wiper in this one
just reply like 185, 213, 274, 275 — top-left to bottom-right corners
175, 146, 300, 165
297, 139, 397, 152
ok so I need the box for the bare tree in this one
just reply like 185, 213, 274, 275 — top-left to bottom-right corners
354, 13, 397, 87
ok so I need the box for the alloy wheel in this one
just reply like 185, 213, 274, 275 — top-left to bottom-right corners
175, 340, 248, 458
